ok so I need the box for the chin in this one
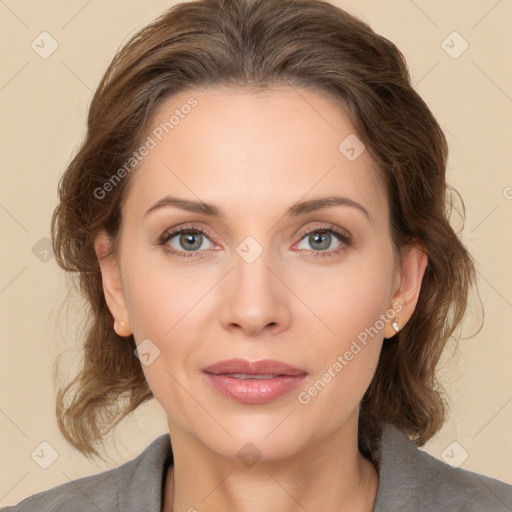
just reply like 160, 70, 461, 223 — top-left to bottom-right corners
189, 411, 315, 464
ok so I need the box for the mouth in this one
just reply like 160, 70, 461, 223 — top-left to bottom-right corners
217, 373, 285, 380
201, 359, 308, 404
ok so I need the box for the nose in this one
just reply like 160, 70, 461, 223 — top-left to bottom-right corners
218, 245, 292, 337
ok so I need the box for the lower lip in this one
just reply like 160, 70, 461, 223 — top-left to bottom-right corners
203, 373, 307, 404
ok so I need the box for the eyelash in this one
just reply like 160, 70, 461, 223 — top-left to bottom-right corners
158, 223, 352, 260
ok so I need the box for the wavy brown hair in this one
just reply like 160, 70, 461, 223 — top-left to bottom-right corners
51, 0, 481, 463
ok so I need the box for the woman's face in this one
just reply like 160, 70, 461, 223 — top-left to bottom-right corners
98, 85, 425, 461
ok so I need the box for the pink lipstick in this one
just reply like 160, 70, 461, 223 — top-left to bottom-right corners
202, 358, 308, 404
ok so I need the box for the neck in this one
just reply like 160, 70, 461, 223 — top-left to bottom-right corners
163, 417, 379, 512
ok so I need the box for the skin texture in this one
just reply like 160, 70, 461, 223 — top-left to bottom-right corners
95, 86, 428, 512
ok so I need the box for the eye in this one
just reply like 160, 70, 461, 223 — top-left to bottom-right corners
159, 225, 215, 258
158, 223, 352, 259
294, 225, 351, 258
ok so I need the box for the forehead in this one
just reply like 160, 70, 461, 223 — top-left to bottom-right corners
122, 85, 387, 225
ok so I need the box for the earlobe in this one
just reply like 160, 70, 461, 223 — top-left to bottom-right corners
94, 230, 133, 337
114, 319, 132, 338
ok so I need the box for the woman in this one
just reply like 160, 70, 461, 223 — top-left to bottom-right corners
3, 0, 511, 511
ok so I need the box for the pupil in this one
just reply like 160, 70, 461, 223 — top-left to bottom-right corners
181, 232, 202, 251
311, 232, 330, 250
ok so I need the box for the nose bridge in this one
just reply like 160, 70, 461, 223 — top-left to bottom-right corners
235, 239, 275, 295
218, 233, 290, 334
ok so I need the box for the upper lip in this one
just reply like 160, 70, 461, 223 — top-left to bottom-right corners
202, 358, 307, 376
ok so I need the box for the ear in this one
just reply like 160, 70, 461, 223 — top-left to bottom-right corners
384, 240, 428, 339
94, 229, 132, 337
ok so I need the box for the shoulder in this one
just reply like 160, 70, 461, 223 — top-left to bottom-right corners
373, 422, 512, 512
414, 448, 512, 511
0, 466, 121, 512
0, 434, 172, 512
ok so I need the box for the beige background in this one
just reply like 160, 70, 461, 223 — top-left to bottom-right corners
1, 0, 511, 507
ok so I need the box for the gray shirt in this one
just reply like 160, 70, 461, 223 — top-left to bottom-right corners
2, 422, 511, 511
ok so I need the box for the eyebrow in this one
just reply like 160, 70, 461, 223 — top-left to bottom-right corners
143, 194, 372, 223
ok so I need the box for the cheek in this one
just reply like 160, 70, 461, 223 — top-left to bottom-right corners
294, 248, 393, 399
121, 262, 198, 407
124, 276, 176, 341
122, 250, 204, 340
121, 255, 212, 391
296, 250, 394, 346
